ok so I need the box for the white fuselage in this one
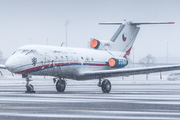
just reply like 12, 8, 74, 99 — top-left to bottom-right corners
5, 45, 126, 80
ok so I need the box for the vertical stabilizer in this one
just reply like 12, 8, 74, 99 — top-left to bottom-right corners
110, 21, 140, 52
99, 21, 174, 58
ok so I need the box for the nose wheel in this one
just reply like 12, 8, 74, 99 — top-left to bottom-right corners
25, 78, 35, 93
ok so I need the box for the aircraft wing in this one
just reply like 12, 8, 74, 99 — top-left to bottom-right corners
82, 64, 180, 80
0, 64, 6, 69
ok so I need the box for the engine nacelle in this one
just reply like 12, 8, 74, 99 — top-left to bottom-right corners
90, 39, 113, 50
108, 57, 128, 68
90, 39, 100, 49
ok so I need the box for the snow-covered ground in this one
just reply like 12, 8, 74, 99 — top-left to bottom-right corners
1, 69, 180, 86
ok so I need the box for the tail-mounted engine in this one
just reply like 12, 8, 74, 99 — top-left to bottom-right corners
90, 39, 100, 49
89, 39, 113, 51
108, 57, 128, 68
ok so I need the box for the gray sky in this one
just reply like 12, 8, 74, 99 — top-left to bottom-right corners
0, 0, 180, 62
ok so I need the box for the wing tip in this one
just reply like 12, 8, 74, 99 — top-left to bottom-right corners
168, 22, 175, 24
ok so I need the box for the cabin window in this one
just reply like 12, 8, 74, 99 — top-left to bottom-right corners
169, 74, 173, 76
174, 73, 180, 76
86, 57, 89, 61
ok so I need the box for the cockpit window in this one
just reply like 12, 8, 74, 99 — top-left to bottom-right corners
12, 51, 16, 55
26, 50, 33, 55
12, 49, 38, 55
22, 50, 30, 54
12, 49, 23, 55
26, 50, 38, 55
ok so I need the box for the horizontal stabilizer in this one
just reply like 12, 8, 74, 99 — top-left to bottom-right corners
99, 23, 122, 25
130, 22, 175, 25
99, 22, 174, 25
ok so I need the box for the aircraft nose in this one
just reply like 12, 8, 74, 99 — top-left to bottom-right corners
5, 56, 21, 73
5, 58, 14, 72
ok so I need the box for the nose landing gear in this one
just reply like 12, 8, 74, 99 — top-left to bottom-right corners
25, 78, 35, 93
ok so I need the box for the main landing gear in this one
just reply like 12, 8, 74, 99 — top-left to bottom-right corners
25, 78, 35, 93
24, 76, 110, 93
54, 78, 66, 92
98, 78, 111, 93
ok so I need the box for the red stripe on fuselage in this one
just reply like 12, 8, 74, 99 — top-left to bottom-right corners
14, 62, 107, 74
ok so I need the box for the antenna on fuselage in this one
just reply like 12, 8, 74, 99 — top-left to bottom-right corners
61, 42, 65, 47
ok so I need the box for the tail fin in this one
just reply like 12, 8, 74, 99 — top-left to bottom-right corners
100, 21, 174, 58
110, 21, 140, 52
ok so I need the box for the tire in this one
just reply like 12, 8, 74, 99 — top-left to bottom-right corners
101, 79, 111, 93
56, 80, 66, 92
168, 78, 171, 81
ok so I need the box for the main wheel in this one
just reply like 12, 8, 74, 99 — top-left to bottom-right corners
101, 79, 111, 93
56, 80, 66, 92
168, 78, 171, 81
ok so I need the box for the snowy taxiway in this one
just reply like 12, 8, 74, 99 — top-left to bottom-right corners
0, 72, 180, 120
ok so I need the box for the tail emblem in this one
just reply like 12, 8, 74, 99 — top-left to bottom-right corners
122, 33, 127, 42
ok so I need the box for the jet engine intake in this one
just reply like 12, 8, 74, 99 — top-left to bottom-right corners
108, 57, 128, 68
90, 39, 113, 50
90, 39, 100, 49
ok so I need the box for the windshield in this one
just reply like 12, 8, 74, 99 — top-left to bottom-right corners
26, 50, 38, 55
13, 49, 38, 55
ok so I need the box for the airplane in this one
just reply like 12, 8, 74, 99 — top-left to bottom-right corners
0, 21, 179, 93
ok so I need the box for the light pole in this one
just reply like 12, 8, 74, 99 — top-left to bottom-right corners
133, 48, 134, 80
47, 38, 49, 45
65, 20, 70, 47
29, 38, 31, 44
167, 42, 168, 63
